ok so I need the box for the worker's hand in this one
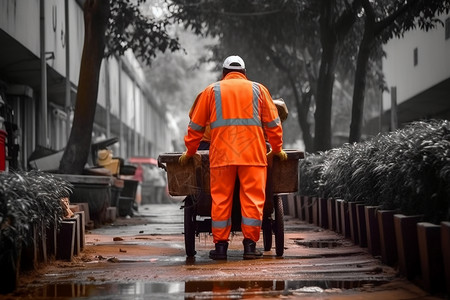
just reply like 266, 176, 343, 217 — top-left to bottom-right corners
178, 152, 193, 166
267, 149, 288, 161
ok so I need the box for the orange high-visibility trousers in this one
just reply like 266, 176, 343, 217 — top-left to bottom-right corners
210, 165, 267, 243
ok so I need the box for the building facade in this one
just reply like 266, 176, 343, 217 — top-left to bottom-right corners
0, 0, 174, 171
380, 12, 450, 131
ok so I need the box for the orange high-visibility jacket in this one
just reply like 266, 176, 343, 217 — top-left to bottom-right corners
189, 93, 211, 143
185, 72, 283, 168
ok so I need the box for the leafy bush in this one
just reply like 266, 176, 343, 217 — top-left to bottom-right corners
0, 171, 73, 251
299, 152, 326, 197
299, 120, 450, 223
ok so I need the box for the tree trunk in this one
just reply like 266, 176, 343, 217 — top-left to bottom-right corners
59, 0, 110, 174
314, 0, 338, 152
314, 39, 337, 152
349, 0, 411, 143
349, 0, 377, 144
314, 0, 359, 152
349, 31, 373, 143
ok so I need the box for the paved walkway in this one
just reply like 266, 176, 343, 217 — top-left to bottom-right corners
6, 203, 445, 299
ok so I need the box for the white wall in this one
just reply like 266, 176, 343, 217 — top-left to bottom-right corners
382, 12, 450, 111
0, 0, 83, 87
43, 0, 67, 78
68, 0, 84, 86
109, 58, 120, 116
1, 0, 174, 158
0, 0, 40, 58
121, 72, 134, 128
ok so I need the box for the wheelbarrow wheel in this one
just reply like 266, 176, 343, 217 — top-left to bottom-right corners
273, 195, 284, 257
262, 218, 273, 251
184, 197, 196, 257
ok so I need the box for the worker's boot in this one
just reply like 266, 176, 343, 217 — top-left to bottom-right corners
209, 241, 228, 260
243, 238, 263, 259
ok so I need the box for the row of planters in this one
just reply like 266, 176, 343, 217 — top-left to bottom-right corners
297, 119, 450, 295
0, 171, 73, 294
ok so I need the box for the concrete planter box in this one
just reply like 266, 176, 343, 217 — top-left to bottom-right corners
377, 210, 398, 267
318, 198, 328, 229
335, 199, 343, 234
56, 221, 76, 261
302, 196, 316, 225
287, 194, 297, 218
349, 202, 363, 245
68, 214, 81, 256
304, 196, 314, 224
74, 211, 86, 251
339, 200, 351, 238
55, 213, 82, 261
312, 197, 319, 226
75, 202, 94, 230
417, 222, 445, 293
295, 195, 304, 221
365, 206, 381, 256
327, 198, 337, 231
301, 195, 449, 293
394, 214, 423, 280
441, 222, 450, 294
356, 203, 367, 247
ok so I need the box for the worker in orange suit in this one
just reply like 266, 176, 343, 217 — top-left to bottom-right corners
179, 55, 287, 260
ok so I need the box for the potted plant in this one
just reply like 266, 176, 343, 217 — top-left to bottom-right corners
0, 171, 72, 294
299, 119, 450, 223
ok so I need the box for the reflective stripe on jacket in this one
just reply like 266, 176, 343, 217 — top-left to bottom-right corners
189, 93, 211, 142
185, 72, 283, 168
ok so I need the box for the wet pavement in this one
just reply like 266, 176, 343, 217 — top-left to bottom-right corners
3, 203, 445, 299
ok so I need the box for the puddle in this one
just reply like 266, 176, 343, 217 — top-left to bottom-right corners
295, 239, 343, 248
14, 279, 388, 299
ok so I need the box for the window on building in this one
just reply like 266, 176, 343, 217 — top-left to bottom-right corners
413, 47, 418, 66
446, 17, 450, 40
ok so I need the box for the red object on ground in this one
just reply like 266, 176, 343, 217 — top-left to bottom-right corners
0, 129, 7, 171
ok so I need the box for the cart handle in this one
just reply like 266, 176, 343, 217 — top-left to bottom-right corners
157, 156, 167, 172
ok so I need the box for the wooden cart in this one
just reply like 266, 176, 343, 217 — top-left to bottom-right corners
158, 150, 304, 257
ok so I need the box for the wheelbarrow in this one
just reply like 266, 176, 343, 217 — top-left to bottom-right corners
158, 150, 304, 257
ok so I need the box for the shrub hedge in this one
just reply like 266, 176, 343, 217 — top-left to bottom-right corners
299, 119, 450, 223
0, 171, 73, 252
